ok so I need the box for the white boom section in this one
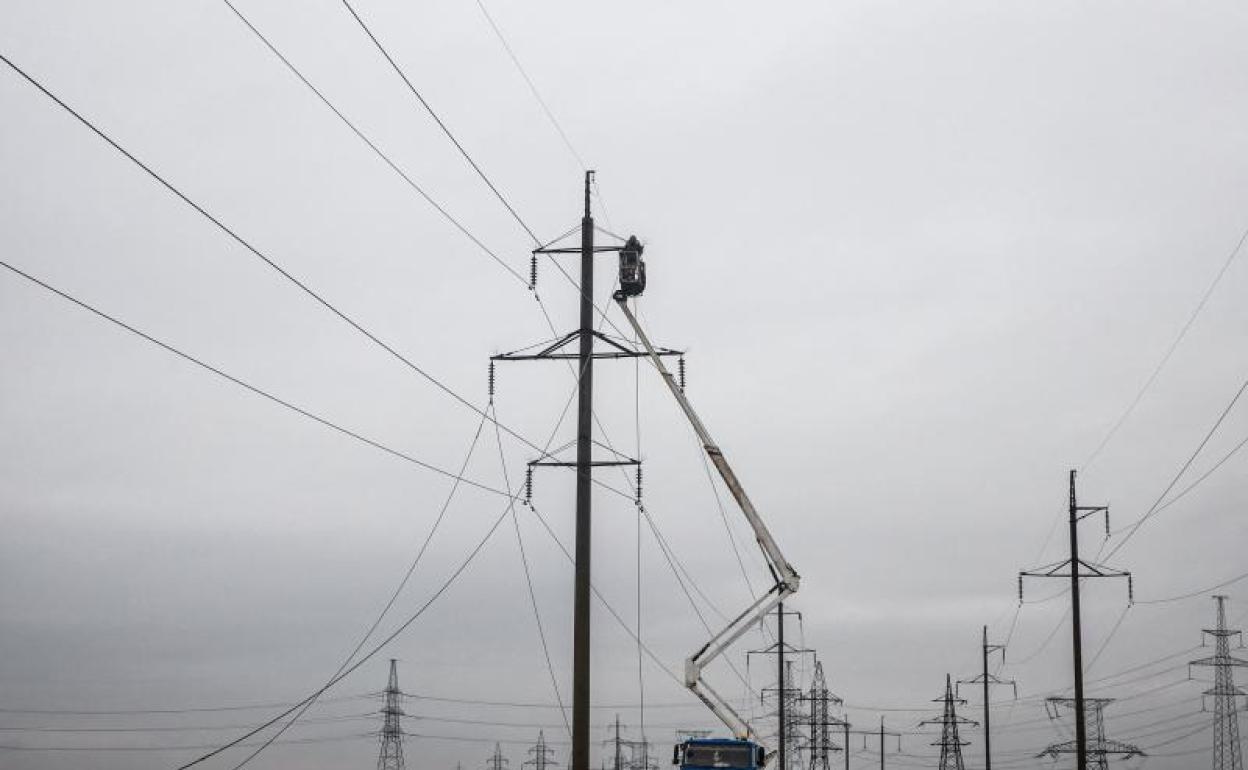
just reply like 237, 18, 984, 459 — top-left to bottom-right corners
614, 298, 800, 742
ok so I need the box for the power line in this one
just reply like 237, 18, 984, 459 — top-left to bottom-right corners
1104, 372, 1248, 561
0, 258, 513, 498
174, 500, 514, 769
217, 0, 529, 288
471, 0, 587, 172
1136, 568, 1248, 605
337, 0, 542, 246
223, 414, 493, 770
0, 51, 566, 474
1083, 222, 1248, 469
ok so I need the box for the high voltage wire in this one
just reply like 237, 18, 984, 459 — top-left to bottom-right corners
222, 411, 493, 770
1104, 371, 1248, 561
0, 258, 513, 498
216, 0, 529, 288
173, 500, 515, 769
472, 0, 587, 172
338, 0, 541, 246
0, 50, 609, 490
1082, 221, 1248, 470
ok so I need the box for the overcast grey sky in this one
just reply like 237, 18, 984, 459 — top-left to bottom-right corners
2, 1, 1247, 769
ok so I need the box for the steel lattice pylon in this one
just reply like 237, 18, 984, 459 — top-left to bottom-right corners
1039, 697, 1143, 770
377, 659, 405, 770
1190, 595, 1248, 770
804, 662, 843, 770
920, 675, 976, 770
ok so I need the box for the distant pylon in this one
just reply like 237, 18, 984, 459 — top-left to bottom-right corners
1038, 697, 1143, 770
919, 674, 976, 770
525, 731, 559, 770
805, 661, 844, 770
487, 743, 510, 770
1190, 595, 1248, 770
377, 659, 406, 770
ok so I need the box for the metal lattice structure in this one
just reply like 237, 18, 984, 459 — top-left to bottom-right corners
1039, 697, 1143, 770
525, 731, 559, 770
487, 743, 510, 770
377, 659, 405, 770
920, 675, 976, 770
1190, 595, 1248, 770
805, 661, 844, 770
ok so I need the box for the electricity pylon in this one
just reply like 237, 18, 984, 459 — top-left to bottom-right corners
749, 605, 814, 770
804, 661, 844, 770
377, 659, 406, 770
1039, 698, 1143, 770
525, 731, 560, 770
1020, 470, 1133, 770
490, 173, 681, 770
919, 675, 976, 770
487, 743, 510, 770
957, 626, 1016, 770
1190, 595, 1248, 770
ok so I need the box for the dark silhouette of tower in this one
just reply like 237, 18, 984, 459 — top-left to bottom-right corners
805, 661, 843, 770
487, 743, 510, 770
1039, 698, 1143, 770
920, 675, 976, 770
377, 659, 406, 770
525, 731, 559, 770
1190, 595, 1247, 770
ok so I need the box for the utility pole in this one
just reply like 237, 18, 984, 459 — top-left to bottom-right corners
778, 602, 787, 770
491, 175, 681, 770
919, 675, 976, 770
846, 719, 899, 769
1189, 595, 1247, 770
956, 626, 1015, 770
377, 659, 406, 770
1038, 698, 1143, 770
750, 606, 813, 770
572, 170, 596, 770
1020, 470, 1132, 770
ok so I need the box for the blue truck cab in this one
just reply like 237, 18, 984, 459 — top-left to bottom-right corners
673, 738, 766, 770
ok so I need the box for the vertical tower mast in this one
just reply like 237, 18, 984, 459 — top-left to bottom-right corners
1020, 470, 1132, 770
572, 169, 595, 770
377, 659, 406, 770
1190, 595, 1247, 770
957, 627, 1015, 770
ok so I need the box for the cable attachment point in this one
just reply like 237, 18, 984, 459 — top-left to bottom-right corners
678, 355, 687, 392
524, 466, 534, 506
635, 464, 643, 506
529, 253, 538, 291
488, 360, 496, 403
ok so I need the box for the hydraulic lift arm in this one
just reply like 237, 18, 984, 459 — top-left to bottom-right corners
614, 297, 801, 743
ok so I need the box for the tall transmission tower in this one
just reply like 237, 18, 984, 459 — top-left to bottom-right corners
957, 626, 1016, 770
919, 675, 977, 770
804, 661, 844, 770
749, 605, 813, 770
491, 173, 681, 770
377, 659, 406, 770
487, 743, 511, 770
1039, 697, 1143, 770
525, 731, 560, 770
1190, 595, 1248, 770
1020, 469, 1133, 770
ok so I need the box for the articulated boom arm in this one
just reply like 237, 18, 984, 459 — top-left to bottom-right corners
614, 298, 800, 743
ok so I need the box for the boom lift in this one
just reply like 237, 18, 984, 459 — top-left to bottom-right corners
612, 241, 801, 769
